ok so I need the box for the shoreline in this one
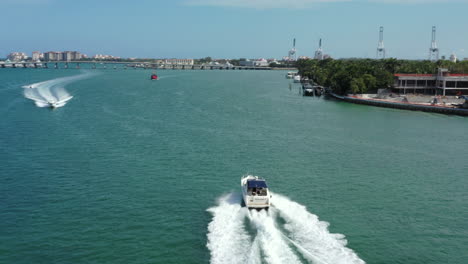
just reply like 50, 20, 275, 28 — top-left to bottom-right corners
328, 93, 468, 116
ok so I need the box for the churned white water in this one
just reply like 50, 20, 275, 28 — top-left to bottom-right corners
206, 193, 255, 264
207, 192, 365, 264
273, 193, 365, 264
22, 72, 96, 108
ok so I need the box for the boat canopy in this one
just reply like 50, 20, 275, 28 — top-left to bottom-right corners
247, 180, 268, 188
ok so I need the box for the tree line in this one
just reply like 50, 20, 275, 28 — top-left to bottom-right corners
296, 58, 468, 95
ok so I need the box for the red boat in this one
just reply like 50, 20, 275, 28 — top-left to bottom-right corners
151, 74, 158, 80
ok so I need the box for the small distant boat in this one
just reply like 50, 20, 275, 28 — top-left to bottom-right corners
315, 85, 323, 96
302, 84, 324, 97
286, 72, 295, 79
302, 83, 314, 96
31, 96, 73, 109
49, 97, 73, 109
150, 73, 158, 80
241, 175, 271, 209
293, 75, 301, 83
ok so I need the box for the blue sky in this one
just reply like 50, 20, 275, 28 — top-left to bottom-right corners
1, 0, 467, 59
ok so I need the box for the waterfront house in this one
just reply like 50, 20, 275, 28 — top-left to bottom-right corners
394, 68, 468, 95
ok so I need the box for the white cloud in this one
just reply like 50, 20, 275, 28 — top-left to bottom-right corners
184, 0, 468, 9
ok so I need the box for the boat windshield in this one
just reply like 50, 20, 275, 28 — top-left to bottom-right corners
247, 180, 268, 196
247, 180, 267, 188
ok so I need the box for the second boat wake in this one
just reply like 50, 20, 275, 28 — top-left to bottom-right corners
207, 192, 365, 264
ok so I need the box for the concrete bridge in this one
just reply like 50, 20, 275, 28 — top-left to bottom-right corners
0, 61, 274, 70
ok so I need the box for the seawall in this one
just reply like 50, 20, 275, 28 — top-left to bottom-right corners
328, 93, 468, 116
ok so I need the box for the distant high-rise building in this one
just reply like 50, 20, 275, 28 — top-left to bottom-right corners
43, 52, 53, 61
72, 51, 82, 60
63, 51, 74, 61
44, 51, 61, 61
7, 52, 28, 61
43, 51, 81, 61
32, 51, 43, 61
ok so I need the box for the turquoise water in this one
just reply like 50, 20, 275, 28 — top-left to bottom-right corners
1, 68, 467, 264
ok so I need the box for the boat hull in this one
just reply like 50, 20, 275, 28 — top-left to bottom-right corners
241, 175, 271, 209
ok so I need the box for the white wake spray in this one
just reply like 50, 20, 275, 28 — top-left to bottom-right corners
22, 71, 96, 108
206, 193, 256, 264
272, 193, 365, 264
248, 209, 302, 264
207, 192, 366, 264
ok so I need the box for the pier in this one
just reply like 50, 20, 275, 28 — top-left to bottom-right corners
0, 61, 276, 70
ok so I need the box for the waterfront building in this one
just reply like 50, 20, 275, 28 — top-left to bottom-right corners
239, 58, 269, 67
62, 51, 82, 61
239, 59, 253, 67
93, 54, 120, 60
44, 51, 63, 61
43, 51, 82, 61
7, 52, 28, 62
201, 61, 233, 68
163, 58, 194, 65
267, 58, 280, 65
63, 51, 74, 61
31, 51, 43, 61
42, 52, 53, 61
394, 68, 468, 95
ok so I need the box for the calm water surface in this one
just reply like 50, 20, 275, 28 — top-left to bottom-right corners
1, 68, 467, 264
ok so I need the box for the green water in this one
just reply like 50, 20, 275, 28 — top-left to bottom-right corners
1, 68, 467, 264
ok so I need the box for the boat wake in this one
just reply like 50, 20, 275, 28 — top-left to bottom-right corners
207, 192, 365, 264
22, 72, 95, 108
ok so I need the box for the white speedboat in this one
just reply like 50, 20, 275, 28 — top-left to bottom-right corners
32, 96, 73, 109
293, 75, 301, 83
241, 175, 271, 209
302, 83, 314, 96
286, 72, 295, 79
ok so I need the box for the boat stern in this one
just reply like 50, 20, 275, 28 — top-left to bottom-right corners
241, 175, 271, 210
243, 194, 270, 209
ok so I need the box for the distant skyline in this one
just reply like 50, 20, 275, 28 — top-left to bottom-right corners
1, 0, 468, 60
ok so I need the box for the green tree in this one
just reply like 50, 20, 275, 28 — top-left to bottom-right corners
362, 74, 377, 92
350, 78, 366, 94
